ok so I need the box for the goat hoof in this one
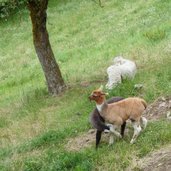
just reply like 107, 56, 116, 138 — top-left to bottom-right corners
104, 129, 110, 133
130, 139, 135, 144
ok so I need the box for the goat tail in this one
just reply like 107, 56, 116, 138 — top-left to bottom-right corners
141, 99, 147, 109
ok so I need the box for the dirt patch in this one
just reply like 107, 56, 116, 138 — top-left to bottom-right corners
65, 129, 96, 151
145, 96, 171, 120
65, 129, 114, 151
127, 145, 171, 171
65, 128, 132, 151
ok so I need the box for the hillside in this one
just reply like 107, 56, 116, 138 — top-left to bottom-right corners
0, 0, 171, 170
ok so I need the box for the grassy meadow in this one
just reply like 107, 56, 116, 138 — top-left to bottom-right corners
0, 0, 171, 170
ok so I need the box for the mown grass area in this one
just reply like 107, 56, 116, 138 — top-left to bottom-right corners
0, 0, 171, 170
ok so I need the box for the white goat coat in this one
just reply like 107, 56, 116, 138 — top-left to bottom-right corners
106, 56, 137, 89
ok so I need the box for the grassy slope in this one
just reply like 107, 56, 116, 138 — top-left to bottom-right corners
0, 0, 171, 170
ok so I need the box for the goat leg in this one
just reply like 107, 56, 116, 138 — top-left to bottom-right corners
121, 121, 126, 137
96, 130, 102, 149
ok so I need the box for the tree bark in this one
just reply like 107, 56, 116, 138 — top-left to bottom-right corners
28, 0, 65, 95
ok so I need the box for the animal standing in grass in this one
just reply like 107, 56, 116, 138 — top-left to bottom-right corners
106, 56, 137, 89
89, 86, 147, 144
90, 96, 126, 148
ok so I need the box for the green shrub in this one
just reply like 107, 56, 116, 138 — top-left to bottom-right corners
143, 28, 166, 42
0, 0, 26, 18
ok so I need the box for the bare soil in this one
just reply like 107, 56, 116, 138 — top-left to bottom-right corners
145, 96, 171, 120
127, 145, 171, 171
65, 129, 114, 151
65, 129, 96, 151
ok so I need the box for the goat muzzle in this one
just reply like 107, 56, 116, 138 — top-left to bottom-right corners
89, 95, 94, 101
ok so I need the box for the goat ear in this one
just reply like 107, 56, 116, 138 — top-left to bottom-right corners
99, 85, 104, 91
101, 92, 109, 96
105, 92, 109, 96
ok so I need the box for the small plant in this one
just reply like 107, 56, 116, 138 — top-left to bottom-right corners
0, 0, 26, 19
143, 28, 166, 42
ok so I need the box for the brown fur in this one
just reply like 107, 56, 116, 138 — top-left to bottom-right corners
89, 90, 146, 125
89, 88, 147, 125
103, 97, 146, 125
89, 87, 148, 144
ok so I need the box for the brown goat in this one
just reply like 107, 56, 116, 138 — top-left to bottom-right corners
89, 86, 147, 144
90, 96, 125, 148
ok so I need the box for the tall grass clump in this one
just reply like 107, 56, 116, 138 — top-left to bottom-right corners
143, 27, 166, 42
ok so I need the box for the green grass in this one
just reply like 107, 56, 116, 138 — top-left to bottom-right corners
1, 0, 171, 170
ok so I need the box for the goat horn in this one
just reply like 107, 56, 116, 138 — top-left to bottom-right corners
99, 85, 104, 91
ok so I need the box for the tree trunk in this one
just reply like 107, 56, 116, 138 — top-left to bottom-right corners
28, 0, 65, 95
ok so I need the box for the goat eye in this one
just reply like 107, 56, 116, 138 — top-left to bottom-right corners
93, 94, 98, 97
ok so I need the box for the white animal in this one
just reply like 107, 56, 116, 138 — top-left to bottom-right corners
106, 65, 122, 89
106, 56, 137, 89
113, 56, 137, 79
